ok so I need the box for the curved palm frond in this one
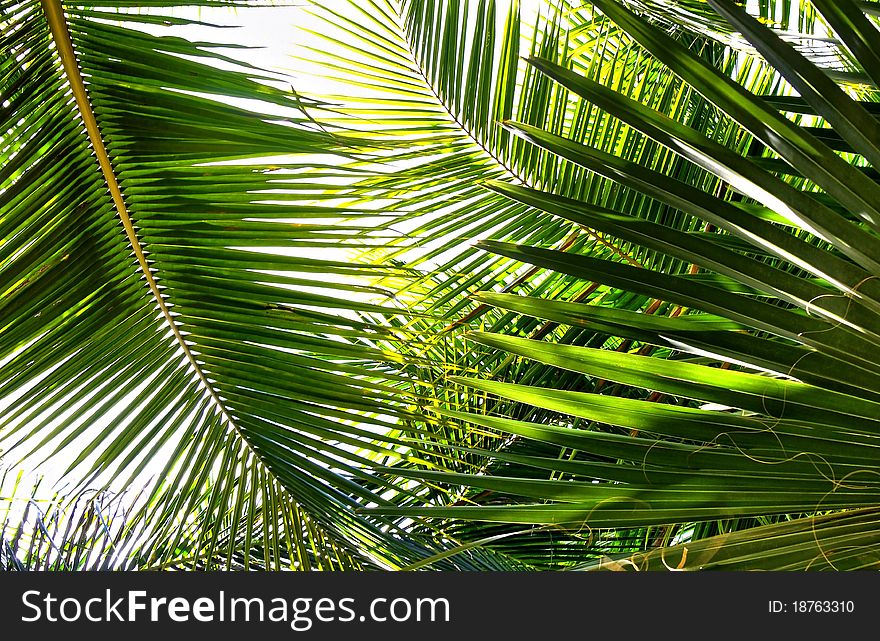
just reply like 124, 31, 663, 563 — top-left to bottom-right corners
1, 0, 508, 570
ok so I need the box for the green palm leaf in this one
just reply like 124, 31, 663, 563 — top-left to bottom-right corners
7, 0, 880, 572
365, 0, 880, 569
1, 0, 488, 570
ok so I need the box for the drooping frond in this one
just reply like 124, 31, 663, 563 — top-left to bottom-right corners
1, 0, 513, 570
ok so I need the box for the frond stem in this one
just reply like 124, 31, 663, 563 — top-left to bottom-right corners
39, 0, 249, 450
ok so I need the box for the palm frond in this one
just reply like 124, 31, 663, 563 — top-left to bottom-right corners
363, 0, 880, 569
0, 0, 481, 569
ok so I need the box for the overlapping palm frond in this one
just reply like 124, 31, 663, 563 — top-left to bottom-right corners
298, 0, 788, 498
0, 0, 528, 570
7, 0, 880, 572
289, 0, 730, 564
364, 0, 880, 570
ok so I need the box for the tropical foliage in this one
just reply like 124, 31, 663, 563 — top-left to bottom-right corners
3, 0, 880, 570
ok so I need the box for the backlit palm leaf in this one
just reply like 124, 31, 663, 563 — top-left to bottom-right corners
0, 0, 483, 570
367, 0, 880, 570
6, 0, 880, 572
